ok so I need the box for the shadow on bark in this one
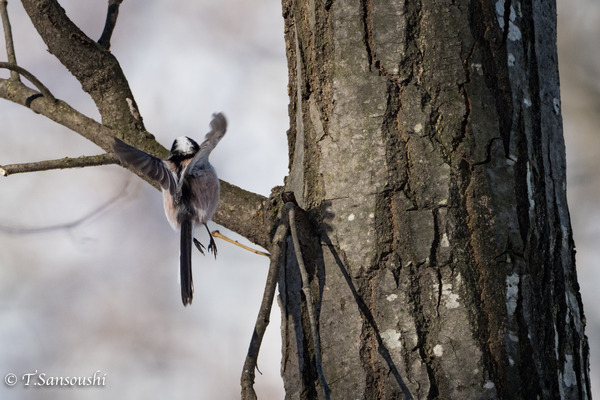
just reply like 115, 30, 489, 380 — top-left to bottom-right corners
319, 230, 414, 400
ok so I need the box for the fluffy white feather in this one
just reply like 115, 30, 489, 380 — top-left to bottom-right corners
173, 136, 197, 155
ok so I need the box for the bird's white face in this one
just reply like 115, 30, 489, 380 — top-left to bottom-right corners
171, 136, 199, 157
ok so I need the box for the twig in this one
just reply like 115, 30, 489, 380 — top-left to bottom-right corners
0, 0, 19, 81
289, 204, 330, 400
241, 222, 287, 400
211, 230, 270, 257
1, 153, 118, 176
0, 62, 55, 101
98, 0, 123, 50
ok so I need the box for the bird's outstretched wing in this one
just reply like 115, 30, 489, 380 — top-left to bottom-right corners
175, 112, 227, 196
112, 137, 177, 195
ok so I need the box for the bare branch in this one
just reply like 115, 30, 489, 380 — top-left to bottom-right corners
1, 153, 117, 176
289, 204, 330, 400
22, 0, 143, 130
241, 221, 287, 400
214, 184, 284, 251
98, 0, 123, 50
0, 77, 129, 151
211, 230, 269, 257
0, 0, 19, 81
0, 78, 278, 248
0, 62, 55, 101
0, 76, 164, 192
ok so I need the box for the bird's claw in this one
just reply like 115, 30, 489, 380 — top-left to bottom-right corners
193, 238, 205, 255
207, 235, 218, 259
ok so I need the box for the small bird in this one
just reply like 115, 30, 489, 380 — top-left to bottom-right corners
112, 113, 226, 306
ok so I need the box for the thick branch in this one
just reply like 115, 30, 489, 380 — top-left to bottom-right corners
0, 78, 132, 153
98, 0, 123, 50
21, 0, 143, 130
0, 0, 19, 81
214, 183, 283, 251
0, 154, 117, 176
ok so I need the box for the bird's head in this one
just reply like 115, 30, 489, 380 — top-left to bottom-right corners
169, 136, 200, 160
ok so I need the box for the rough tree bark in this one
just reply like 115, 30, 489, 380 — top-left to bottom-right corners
279, 0, 591, 399
0, 0, 591, 399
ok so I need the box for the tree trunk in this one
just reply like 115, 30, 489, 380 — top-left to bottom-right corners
279, 0, 591, 399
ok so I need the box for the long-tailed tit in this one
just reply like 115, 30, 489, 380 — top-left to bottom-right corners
112, 113, 226, 306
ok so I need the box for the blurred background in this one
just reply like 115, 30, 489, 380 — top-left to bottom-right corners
0, 0, 597, 398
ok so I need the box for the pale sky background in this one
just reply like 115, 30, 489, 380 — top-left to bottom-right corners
0, 0, 598, 399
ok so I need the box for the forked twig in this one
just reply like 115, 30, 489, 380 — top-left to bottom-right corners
241, 222, 287, 400
240, 198, 330, 399
0, 62, 55, 102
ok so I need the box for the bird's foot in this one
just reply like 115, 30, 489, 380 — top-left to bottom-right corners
207, 234, 218, 259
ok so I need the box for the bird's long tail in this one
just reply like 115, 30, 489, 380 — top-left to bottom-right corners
180, 219, 194, 306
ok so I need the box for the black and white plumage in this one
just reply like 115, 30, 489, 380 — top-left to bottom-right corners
112, 112, 227, 306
